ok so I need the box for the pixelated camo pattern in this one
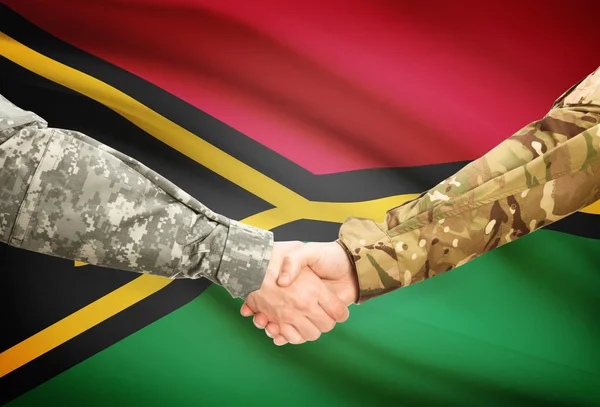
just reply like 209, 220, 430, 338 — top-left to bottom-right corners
339, 67, 600, 303
0, 94, 273, 299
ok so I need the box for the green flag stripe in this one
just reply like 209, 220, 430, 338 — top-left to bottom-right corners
8, 230, 600, 407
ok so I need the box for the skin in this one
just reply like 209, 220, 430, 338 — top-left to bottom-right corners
242, 241, 359, 345
244, 241, 353, 344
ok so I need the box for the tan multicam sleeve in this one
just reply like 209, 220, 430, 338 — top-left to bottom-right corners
0, 94, 272, 299
338, 67, 600, 304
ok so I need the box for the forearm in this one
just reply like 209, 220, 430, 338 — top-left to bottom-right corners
338, 69, 600, 303
0, 94, 272, 299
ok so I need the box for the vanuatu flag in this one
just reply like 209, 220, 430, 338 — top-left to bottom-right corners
1, 1, 600, 406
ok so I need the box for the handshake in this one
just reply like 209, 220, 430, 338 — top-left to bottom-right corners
240, 241, 360, 346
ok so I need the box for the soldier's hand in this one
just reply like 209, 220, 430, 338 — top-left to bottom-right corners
241, 241, 358, 345
241, 242, 349, 344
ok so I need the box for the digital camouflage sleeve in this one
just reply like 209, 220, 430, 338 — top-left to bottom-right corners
0, 94, 273, 299
338, 67, 600, 303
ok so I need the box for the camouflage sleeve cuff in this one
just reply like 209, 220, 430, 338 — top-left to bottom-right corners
216, 220, 274, 300
338, 217, 402, 304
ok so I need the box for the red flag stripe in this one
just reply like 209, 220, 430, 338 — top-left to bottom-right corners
4, 0, 598, 173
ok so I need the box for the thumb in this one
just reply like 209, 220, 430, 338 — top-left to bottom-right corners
277, 245, 314, 287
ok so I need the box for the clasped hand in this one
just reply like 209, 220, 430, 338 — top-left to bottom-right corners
240, 241, 359, 346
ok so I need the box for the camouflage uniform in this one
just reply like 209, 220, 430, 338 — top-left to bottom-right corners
0, 94, 273, 299
339, 67, 600, 303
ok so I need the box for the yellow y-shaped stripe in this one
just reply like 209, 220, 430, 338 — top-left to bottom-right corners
0, 33, 418, 377
1, 32, 599, 378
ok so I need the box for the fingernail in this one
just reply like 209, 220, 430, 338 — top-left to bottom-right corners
266, 330, 273, 338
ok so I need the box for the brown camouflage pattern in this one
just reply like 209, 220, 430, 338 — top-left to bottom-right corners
339, 67, 600, 303
0, 94, 273, 299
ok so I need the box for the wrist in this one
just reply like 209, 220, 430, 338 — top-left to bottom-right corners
334, 240, 359, 304
217, 221, 273, 299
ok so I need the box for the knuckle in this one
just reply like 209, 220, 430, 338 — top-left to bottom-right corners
334, 305, 349, 322
281, 308, 295, 321
284, 330, 304, 345
291, 337, 306, 345
281, 255, 292, 268
293, 296, 311, 311
306, 286, 318, 299
282, 254, 297, 269
322, 320, 336, 333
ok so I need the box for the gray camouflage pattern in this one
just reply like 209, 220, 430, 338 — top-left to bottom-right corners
0, 94, 273, 299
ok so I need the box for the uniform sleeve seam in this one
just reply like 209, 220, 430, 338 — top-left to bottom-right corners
8, 129, 58, 246
390, 152, 600, 236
